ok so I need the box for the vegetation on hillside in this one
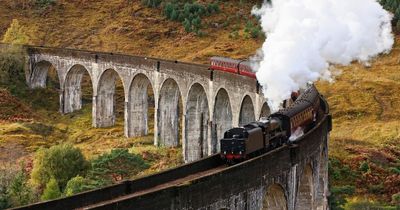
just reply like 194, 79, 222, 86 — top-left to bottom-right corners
380, 0, 400, 32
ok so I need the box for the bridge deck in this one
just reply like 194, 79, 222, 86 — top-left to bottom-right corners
79, 165, 227, 210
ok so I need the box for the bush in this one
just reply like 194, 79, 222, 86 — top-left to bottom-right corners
0, 45, 27, 93
345, 199, 397, 210
391, 192, 400, 206
41, 178, 61, 201
6, 169, 35, 207
2, 19, 29, 45
141, 0, 162, 8
328, 157, 357, 182
359, 161, 370, 173
31, 144, 88, 190
88, 149, 149, 184
329, 185, 355, 210
35, 0, 56, 8
64, 176, 92, 196
244, 20, 262, 39
380, 0, 400, 33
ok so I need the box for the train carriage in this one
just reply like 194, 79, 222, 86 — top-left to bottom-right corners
210, 57, 256, 79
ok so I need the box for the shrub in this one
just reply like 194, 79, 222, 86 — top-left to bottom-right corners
359, 161, 370, 173
390, 167, 400, 174
31, 144, 88, 190
207, 3, 220, 14
6, 169, 35, 207
141, 0, 162, 8
329, 185, 355, 210
64, 176, 92, 196
391, 192, 400, 206
367, 184, 384, 194
2, 19, 29, 45
183, 18, 192, 32
345, 199, 397, 210
88, 149, 149, 184
0, 46, 27, 93
1, 169, 14, 209
244, 20, 262, 39
35, 0, 56, 8
380, 0, 400, 33
41, 178, 61, 201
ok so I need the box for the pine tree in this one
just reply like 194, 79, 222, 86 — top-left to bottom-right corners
41, 178, 61, 201
183, 18, 192, 32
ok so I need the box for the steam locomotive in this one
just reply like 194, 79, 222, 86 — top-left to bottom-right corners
210, 57, 256, 79
220, 84, 324, 163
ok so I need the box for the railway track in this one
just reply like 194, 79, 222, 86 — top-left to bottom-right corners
78, 165, 227, 210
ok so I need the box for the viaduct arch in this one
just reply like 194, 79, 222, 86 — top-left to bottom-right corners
27, 46, 268, 163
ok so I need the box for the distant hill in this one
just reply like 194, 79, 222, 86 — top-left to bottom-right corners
0, 0, 263, 63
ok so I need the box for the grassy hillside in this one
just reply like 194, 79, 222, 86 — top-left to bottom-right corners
0, 0, 399, 208
0, 0, 263, 63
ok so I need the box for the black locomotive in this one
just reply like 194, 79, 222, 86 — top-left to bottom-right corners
220, 84, 325, 163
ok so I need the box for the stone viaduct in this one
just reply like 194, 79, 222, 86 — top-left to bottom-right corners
26, 46, 270, 163
11, 45, 331, 210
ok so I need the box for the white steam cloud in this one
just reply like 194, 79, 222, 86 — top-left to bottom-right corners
252, 0, 394, 110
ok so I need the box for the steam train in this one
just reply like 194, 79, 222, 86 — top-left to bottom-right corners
210, 57, 256, 79
220, 84, 324, 163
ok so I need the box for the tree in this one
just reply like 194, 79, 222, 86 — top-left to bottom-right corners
183, 18, 192, 32
64, 176, 91, 196
41, 178, 61, 201
31, 144, 88, 191
379, 0, 400, 32
7, 169, 34, 207
2, 19, 29, 45
88, 149, 149, 184
0, 45, 27, 90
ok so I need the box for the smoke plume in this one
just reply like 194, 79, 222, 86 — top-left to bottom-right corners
252, 0, 394, 110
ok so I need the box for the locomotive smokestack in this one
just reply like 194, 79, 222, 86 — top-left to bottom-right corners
252, 0, 394, 111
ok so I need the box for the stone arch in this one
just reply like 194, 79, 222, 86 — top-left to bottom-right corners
263, 184, 288, 210
296, 164, 314, 210
127, 73, 154, 137
185, 83, 209, 162
260, 102, 271, 119
29, 60, 59, 89
95, 69, 125, 128
239, 95, 255, 126
212, 88, 232, 153
63, 64, 93, 113
157, 78, 182, 147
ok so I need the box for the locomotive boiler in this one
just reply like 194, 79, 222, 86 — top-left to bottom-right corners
220, 84, 323, 163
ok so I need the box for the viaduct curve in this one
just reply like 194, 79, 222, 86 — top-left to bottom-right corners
13, 45, 331, 210
26, 46, 270, 163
